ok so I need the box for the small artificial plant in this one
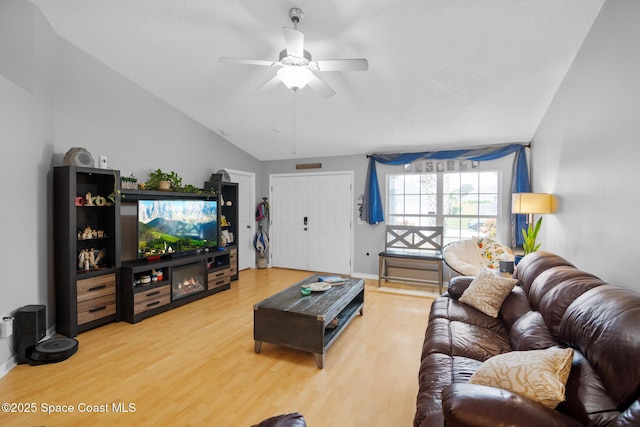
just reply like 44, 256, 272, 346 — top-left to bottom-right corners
145, 169, 182, 191
522, 217, 543, 255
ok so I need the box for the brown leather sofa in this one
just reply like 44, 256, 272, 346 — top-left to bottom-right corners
252, 412, 306, 427
414, 251, 640, 427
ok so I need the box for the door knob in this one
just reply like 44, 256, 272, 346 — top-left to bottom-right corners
304, 227, 308, 231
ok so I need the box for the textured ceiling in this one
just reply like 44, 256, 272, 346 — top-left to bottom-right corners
29, 0, 605, 161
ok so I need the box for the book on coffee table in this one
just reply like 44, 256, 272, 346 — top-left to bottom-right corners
318, 276, 346, 285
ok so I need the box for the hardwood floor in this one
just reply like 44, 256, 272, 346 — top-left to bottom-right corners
0, 268, 433, 427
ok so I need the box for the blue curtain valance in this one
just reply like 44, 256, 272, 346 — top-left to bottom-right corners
363, 143, 530, 246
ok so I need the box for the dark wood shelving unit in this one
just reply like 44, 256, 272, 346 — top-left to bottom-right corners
205, 174, 239, 280
53, 166, 121, 337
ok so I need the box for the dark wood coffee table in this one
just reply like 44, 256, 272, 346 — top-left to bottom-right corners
253, 274, 365, 368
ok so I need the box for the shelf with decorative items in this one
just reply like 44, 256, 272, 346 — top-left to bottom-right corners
205, 173, 239, 280
53, 166, 121, 337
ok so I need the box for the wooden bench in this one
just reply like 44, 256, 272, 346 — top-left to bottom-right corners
378, 225, 444, 294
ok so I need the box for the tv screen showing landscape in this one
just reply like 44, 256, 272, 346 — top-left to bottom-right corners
137, 199, 218, 258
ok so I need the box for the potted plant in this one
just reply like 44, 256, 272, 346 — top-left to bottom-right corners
145, 169, 182, 191
521, 217, 543, 255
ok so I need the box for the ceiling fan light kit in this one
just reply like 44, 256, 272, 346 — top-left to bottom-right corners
219, 7, 368, 97
277, 66, 313, 91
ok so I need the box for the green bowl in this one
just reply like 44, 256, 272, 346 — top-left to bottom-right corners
301, 287, 312, 296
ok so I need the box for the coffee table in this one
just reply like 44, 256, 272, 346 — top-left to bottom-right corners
253, 274, 365, 368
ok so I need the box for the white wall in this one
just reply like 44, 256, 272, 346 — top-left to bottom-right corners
532, 0, 640, 290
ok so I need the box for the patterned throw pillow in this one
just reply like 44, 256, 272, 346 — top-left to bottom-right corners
469, 347, 574, 408
459, 269, 518, 317
473, 237, 514, 269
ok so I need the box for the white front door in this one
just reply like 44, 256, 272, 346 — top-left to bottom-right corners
308, 174, 352, 275
270, 172, 352, 275
270, 176, 309, 270
227, 170, 255, 270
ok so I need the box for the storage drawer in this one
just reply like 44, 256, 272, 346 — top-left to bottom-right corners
77, 273, 116, 303
77, 294, 116, 325
134, 285, 170, 315
208, 268, 231, 290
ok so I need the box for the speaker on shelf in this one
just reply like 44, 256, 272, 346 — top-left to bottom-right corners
14, 305, 46, 365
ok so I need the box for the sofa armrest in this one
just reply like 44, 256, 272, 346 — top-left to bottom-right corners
442, 384, 583, 427
446, 276, 474, 299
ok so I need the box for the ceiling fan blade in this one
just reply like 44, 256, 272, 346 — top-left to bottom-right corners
313, 58, 369, 71
282, 27, 304, 58
219, 57, 278, 67
256, 74, 282, 93
306, 73, 336, 98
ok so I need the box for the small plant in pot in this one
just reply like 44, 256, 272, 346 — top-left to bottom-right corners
515, 217, 543, 265
145, 169, 182, 191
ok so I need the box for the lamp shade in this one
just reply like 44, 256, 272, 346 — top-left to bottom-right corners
512, 193, 554, 214
277, 66, 313, 90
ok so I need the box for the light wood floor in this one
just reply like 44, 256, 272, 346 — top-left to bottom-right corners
0, 268, 433, 427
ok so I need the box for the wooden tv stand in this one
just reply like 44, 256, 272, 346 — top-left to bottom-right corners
121, 249, 231, 324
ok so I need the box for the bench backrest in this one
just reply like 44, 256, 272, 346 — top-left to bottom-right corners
384, 225, 443, 252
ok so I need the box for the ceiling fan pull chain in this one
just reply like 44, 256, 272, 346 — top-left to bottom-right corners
291, 91, 297, 155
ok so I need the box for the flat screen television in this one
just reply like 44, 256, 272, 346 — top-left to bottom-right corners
137, 198, 218, 259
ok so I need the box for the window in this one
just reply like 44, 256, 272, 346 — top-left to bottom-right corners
386, 170, 500, 244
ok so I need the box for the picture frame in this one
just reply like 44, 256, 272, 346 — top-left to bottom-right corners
447, 160, 455, 171
437, 162, 444, 172
415, 163, 423, 172
425, 162, 433, 172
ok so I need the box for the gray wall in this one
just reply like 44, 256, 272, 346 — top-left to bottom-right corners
532, 0, 640, 291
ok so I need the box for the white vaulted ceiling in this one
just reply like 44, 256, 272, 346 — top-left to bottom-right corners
28, 0, 605, 161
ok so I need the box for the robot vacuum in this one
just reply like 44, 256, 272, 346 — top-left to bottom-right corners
29, 337, 79, 365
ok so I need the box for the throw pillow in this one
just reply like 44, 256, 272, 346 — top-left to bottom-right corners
468, 347, 574, 409
458, 269, 518, 318
473, 237, 513, 270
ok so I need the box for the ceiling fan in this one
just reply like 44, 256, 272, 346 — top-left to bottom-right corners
219, 7, 368, 97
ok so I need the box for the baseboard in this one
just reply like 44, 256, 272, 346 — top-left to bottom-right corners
0, 354, 17, 379
0, 324, 57, 379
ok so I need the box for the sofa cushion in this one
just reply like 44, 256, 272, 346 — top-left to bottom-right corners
558, 349, 620, 426
513, 251, 574, 294
509, 311, 557, 351
559, 285, 640, 409
459, 269, 518, 318
446, 276, 474, 299
442, 383, 585, 427
421, 317, 511, 362
415, 353, 482, 426
469, 347, 574, 409
499, 286, 532, 331
529, 267, 606, 340
429, 298, 507, 332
